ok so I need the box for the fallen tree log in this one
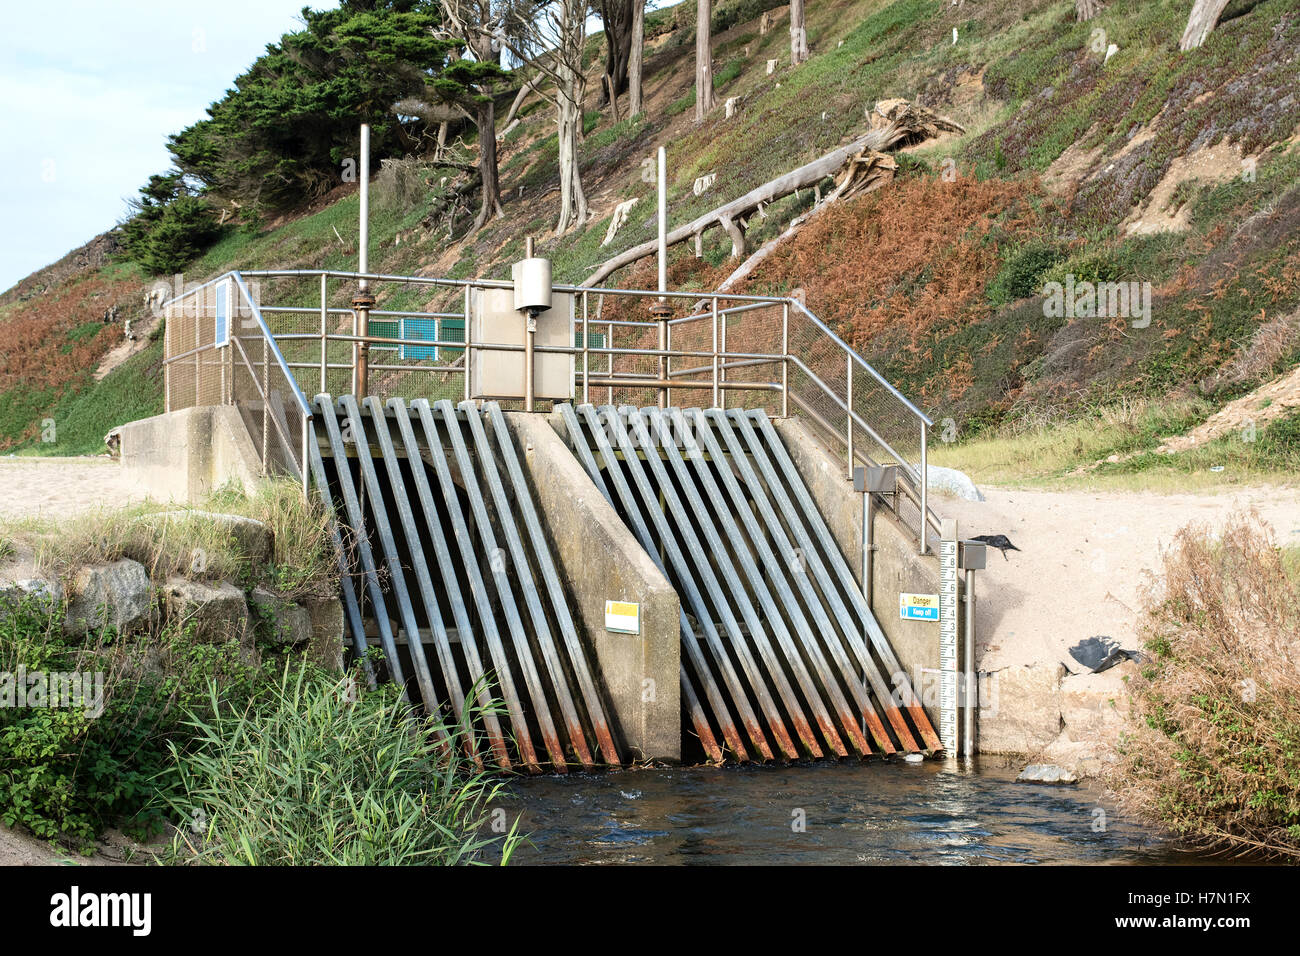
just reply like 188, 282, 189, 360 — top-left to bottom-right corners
580, 100, 962, 288
713, 149, 898, 294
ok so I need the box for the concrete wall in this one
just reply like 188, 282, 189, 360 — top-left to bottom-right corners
773, 417, 955, 730
505, 411, 682, 763
119, 406, 264, 505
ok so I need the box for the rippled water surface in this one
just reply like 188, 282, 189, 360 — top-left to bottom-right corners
499, 759, 1215, 865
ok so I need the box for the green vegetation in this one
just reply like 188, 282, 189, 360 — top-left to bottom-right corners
0, 487, 519, 862
166, 670, 519, 865
0, 595, 317, 851
1112, 514, 1300, 860
930, 399, 1300, 491
19, 335, 164, 457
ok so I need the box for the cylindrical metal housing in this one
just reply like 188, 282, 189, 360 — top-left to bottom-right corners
513, 257, 553, 314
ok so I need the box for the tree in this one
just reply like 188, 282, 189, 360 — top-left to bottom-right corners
789, 0, 808, 65
120, 172, 222, 274
502, 0, 590, 233
434, 0, 512, 231
597, 0, 636, 118
167, 0, 452, 212
695, 0, 716, 122
1074, 0, 1103, 21
1180, 0, 1232, 50
628, 0, 646, 117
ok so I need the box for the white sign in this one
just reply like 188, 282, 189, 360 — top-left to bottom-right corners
605, 600, 640, 635
899, 593, 940, 621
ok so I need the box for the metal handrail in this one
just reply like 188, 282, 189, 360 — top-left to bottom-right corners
164, 267, 936, 552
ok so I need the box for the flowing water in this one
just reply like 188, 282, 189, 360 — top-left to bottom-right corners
499, 758, 1216, 865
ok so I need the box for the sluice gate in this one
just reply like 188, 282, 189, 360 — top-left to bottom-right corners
560, 404, 941, 763
309, 394, 620, 772
156, 264, 958, 766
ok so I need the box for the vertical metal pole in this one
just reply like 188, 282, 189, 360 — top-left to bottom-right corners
524, 237, 536, 413
359, 125, 370, 281
845, 356, 854, 479
607, 315, 614, 405
919, 420, 929, 555
193, 293, 200, 408
719, 306, 727, 410
963, 566, 977, 758
861, 489, 874, 609
582, 290, 590, 404
665, 322, 672, 407
463, 284, 472, 402
350, 309, 359, 396
353, 123, 372, 397
164, 303, 171, 413
656, 146, 668, 410
711, 296, 720, 408
301, 414, 311, 498
780, 301, 789, 418
319, 273, 328, 395
261, 334, 271, 474
657, 147, 667, 297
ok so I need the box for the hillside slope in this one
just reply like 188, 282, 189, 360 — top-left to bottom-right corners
2, 0, 1298, 473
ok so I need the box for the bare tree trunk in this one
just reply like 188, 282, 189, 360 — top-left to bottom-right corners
599, 0, 635, 109
789, 0, 809, 64
473, 99, 504, 231
1074, 0, 1103, 21
695, 0, 716, 122
629, 0, 645, 117
556, 0, 589, 234
1180, 0, 1231, 50
556, 80, 589, 233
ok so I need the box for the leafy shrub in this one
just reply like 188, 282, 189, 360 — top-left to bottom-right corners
166, 669, 520, 865
986, 242, 1064, 306
0, 598, 276, 851
1111, 514, 1300, 859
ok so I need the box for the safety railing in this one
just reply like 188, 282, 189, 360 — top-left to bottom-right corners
162, 268, 938, 552
162, 271, 313, 488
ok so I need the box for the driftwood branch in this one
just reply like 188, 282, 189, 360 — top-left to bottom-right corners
580, 100, 962, 287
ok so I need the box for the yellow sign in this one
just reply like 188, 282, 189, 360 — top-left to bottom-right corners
605, 601, 640, 634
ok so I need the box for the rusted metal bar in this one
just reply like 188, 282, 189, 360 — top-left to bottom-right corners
337, 395, 463, 756
398, 399, 540, 772
704, 408, 892, 754
365, 396, 504, 768
569, 403, 750, 762
484, 402, 621, 767
647, 408, 825, 760
608, 404, 781, 760
426, 399, 568, 771
459, 400, 596, 770
685, 407, 869, 757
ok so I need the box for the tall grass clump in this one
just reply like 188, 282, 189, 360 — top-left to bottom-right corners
166, 669, 520, 866
1111, 513, 1300, 859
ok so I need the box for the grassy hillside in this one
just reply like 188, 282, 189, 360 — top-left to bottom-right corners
2, 0, 1298, 480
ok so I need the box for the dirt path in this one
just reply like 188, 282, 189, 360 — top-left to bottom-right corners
0, 457, 151, 521
937, 484, 1300, 670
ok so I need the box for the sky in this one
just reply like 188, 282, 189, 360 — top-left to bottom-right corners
0, 0, 338, 293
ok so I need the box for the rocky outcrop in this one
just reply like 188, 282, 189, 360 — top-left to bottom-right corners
300, 595, 345, 673
248, 588, 314, 647
163, 577, 250, 646
63, 560, 153, 636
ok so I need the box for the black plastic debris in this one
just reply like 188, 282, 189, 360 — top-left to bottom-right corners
1067, 635, 1143, 674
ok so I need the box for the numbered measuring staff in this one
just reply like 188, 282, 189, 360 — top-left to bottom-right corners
938, 520, 960, 755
